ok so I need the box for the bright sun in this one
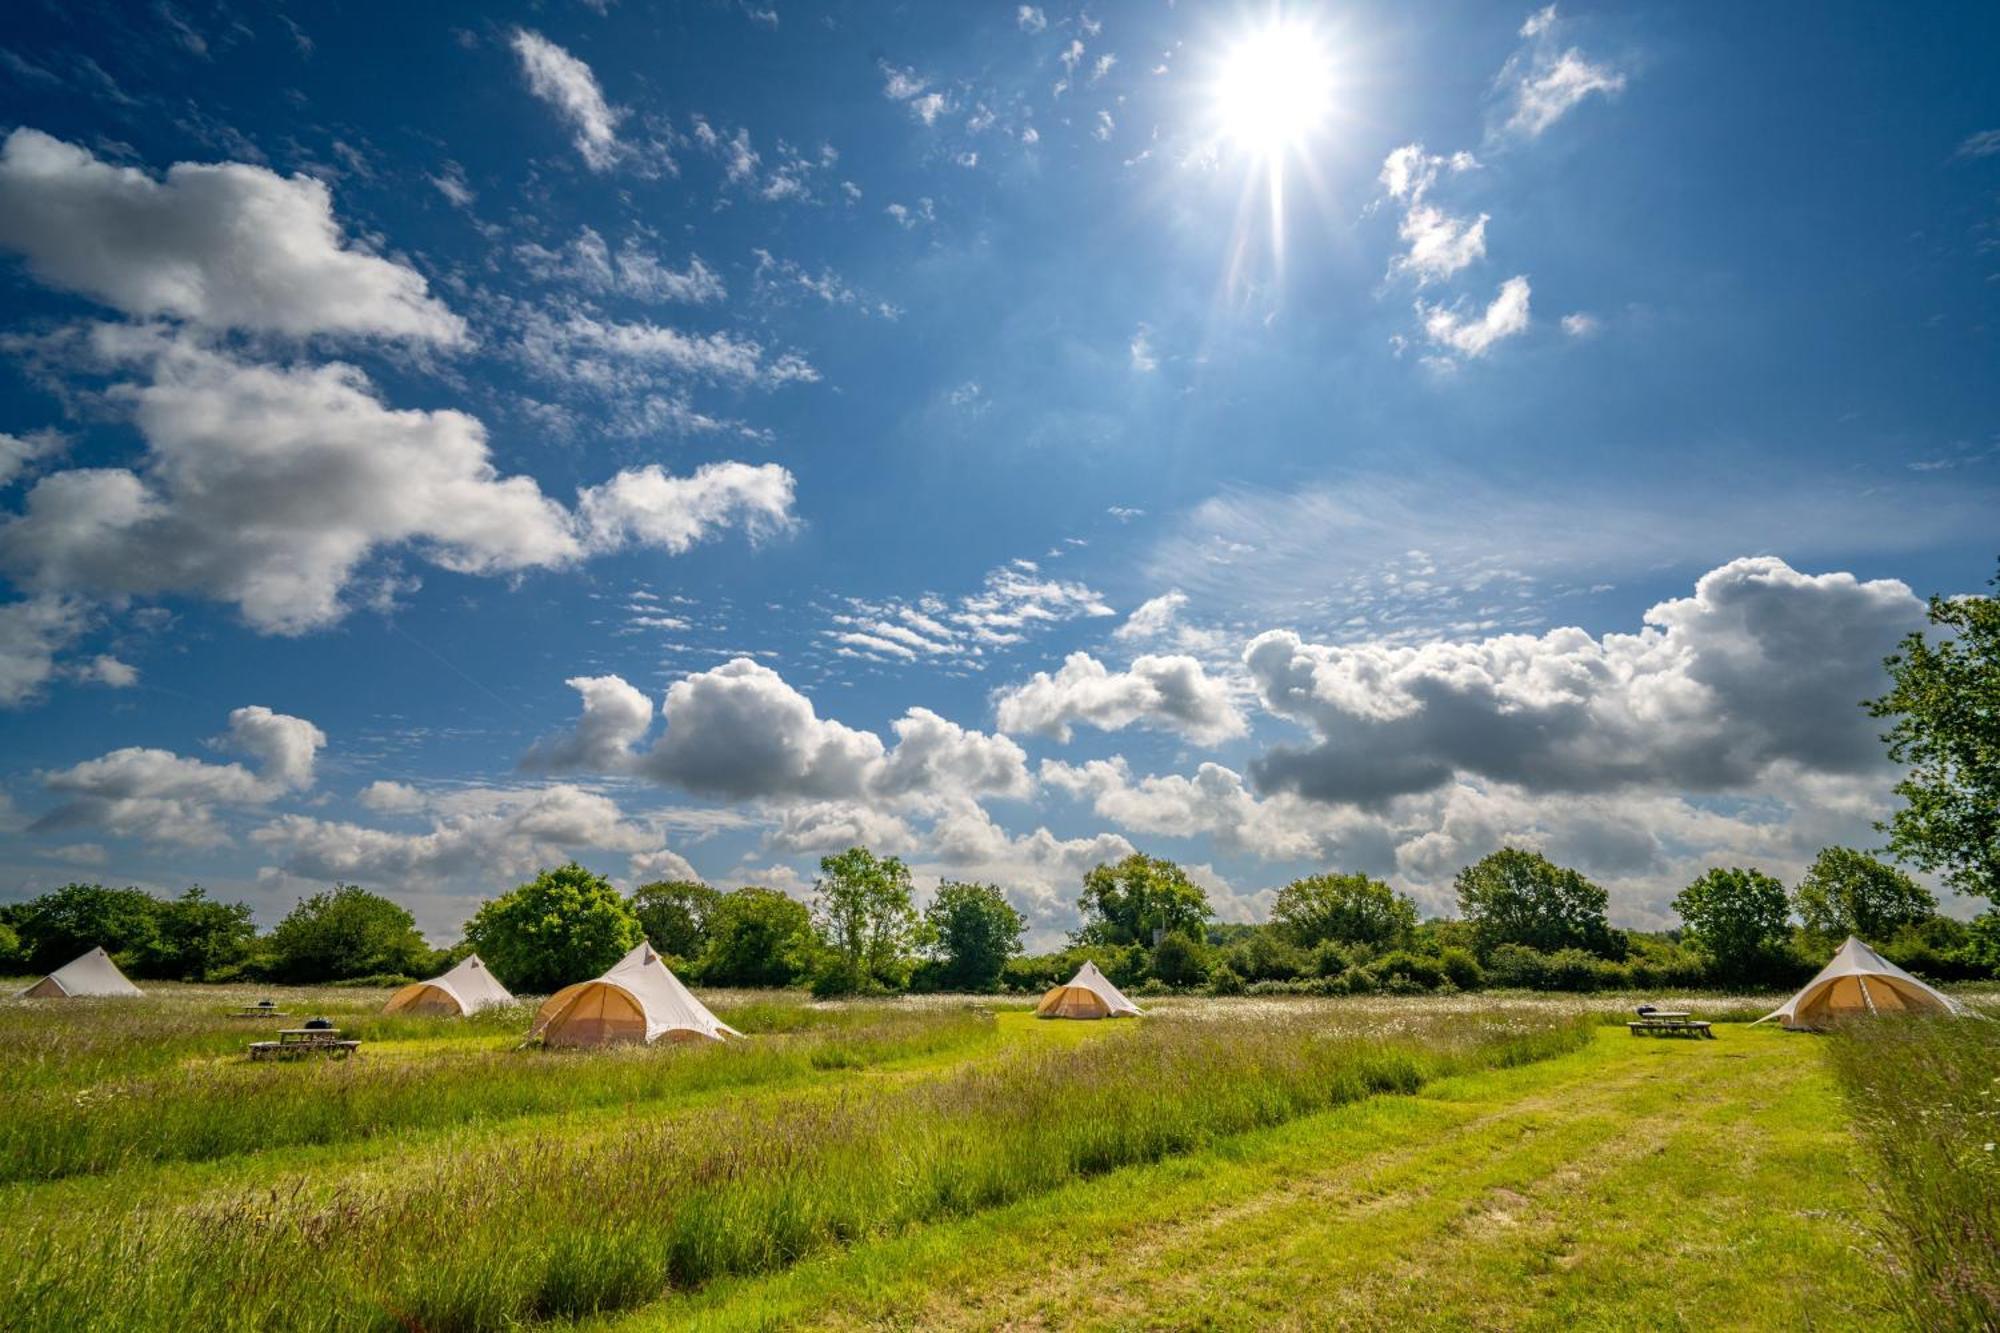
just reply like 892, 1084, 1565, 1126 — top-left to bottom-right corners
1214, 21, 1335, 158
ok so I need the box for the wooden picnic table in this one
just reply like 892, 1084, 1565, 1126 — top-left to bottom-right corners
229, 1007, 292, 1019
1627, 1014, 1713, 1039
248, 1028, 361, 1061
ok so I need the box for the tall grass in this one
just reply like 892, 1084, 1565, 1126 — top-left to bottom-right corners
3, 1009, 1588, 1331
1824, 1016, 2000, 1332
0, 1004, 996, 1183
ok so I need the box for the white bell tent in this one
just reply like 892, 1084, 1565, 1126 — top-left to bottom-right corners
1034, 960, 1143, 1020
384, 954, 515, 1016
529, 943, 742, 1047
16, 946, 143, 998
1754, 936, 1967, 1029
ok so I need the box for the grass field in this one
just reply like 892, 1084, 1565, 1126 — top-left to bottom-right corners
2, 981, 1993, 1330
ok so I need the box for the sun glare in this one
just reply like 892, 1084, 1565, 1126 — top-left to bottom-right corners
1215, 22, 1334, 158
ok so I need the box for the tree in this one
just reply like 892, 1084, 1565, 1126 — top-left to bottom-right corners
1149, 930, 1211, 988
1454, 849, 1614, 957
1272, 873, 1416, 949
1793, 846, 1936, 942
144, 887, 257, 981
1672, 868, 1790, 981
463, 863, 642, 993
266, 884, 435, 983
812, 846, 920, 993
1076, 853, 1212, 947
922, 881, 1025, 992
699, 887, 815, 987
12, 883, 162, 973
630, 880, 721, 963
0, 920, 19, 969
1866, 565, 2000, 903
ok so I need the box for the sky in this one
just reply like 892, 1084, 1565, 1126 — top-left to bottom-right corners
0, 0, 1995, 947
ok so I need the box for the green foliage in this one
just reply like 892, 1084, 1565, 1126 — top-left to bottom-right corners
1793, 846, 1936, 943
1075, 853, 1211, 948
1147, 931, 1211, 988
1271, 873, 1416, 949
921, 881, 1025, 992
1368, 950, 1446, 992
462, 864, 641, 993
265, 884, 436, 985
144, 887, 257, 982
1222, 927, 1308, 982
1206, 963, 1245, 996
1866, 563, 2000, 904
811, 847, 920, 995
11, 883, 162, 974
1436, 946, 1484, 990
1672, 867, 1791, 981
698, 887, 814, 987
1964, 910, 2000, 977
0, 921, 18, 968
1454, 849, 1615, 957
629, 880, 721, 964
1878, 916, 1992, 983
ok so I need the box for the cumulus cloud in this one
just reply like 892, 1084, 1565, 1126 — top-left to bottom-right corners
0, 129, 464, 342
523, 658, 1034, 812
1561, 311, 1600, 338
1420, 275, 1531, 358
1378, 144, 1488, 285
1242, 556, 1927, 807
0, 429, 65, 489
254, 782, 684, 887
994, 652, 1246, 745
510, 29, 625, 170
0, 330, 797, 634
0, 594, 88, 706
34, 705, 324, 846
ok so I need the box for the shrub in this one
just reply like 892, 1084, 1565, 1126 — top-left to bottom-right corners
1226, 928, 1308, 982
265, 884, 435, 984
1207, 964, 1245, 996
1148, 931, 1211, 989
1485, 943, 1550, 990
1436, 946, 1484, 991
1368, 950, 1446, 992
699, 887, 815, 987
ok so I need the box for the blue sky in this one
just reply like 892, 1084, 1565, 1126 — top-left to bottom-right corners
1, 0, 1995, 944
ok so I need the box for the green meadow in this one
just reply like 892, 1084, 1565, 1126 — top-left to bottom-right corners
3, 983, 1994, 1331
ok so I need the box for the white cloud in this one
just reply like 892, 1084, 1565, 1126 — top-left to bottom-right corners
0, 330, 791, 634
1956, 129, 2000, 159
516, 228, 725, 303
884, 198, 935, 229
1499, 12, 1627, 142
1520, 4, 1557, 38
428, 161, 475, 207
522, 658, 1034, 813
34, 705, 324, 846
994, 652, 1246, 745
0, 429, 64, 489
518, 307, 817, 390
1379, 144, 1486, 285
72, 653, 138, 688
1241, 556, 1926, 807
1561, 311, 1600, 338
0, 129, 464, 342
0, 594, 88, 706
510, 29, 625, 170
577, 461, 796, 554
1420, 275, 1531, 357
1017, 6, 1047, 33
1129, 325, 1157, 372
823, 559, 1115, 668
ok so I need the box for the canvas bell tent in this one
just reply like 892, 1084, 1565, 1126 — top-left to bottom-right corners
1035, 960, 1142, 1020
529, 943, 742, 1047
16, 947, 143, 999
383, 954, 514, 1017
1754, 936, 1968, 1029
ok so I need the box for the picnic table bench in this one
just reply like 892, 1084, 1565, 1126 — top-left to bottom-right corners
229, 1006, 292, 1019
248, 1028, 361, 1061
1627, 1010, 1713, 1039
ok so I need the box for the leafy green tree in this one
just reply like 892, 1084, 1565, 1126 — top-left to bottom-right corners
144, 887, 257, 981
266, 884, 435, 983
811, 846, 920, 993
0, 920, 20, 969
922, 881, 1025, 992
1866, 565, 2000, 903
1672, 868, 1791, 981
699, 887, 815, 987
1793, 846, 1936, 942
1272, 873, 1417, 949
13, 883, 162, 973
1075, 853, 1212, 947
463, 863, 642, 992
1148, 930, 1211, 988
630, 880, 721, 963
1454, 849, 1614, 957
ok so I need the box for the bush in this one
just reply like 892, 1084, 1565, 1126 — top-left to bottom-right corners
1148, 932, 1211, 989
699, 887, 815, 988
1207, 964, 1245, 996
1485, 943, 1550, 990
1368, 950, 1446, 992
1436, 946, 1484, 991
1225, 928, 1308, 983
265, 884, 435, 984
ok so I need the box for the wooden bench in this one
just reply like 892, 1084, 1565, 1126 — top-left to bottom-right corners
249, 1028, 361, 1061
1627, 1018, 1713, 1039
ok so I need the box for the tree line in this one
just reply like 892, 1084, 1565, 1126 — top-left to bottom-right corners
4, 841, 1994, 997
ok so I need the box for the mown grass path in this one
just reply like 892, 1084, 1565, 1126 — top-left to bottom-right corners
618, 1026, 1885, 1331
